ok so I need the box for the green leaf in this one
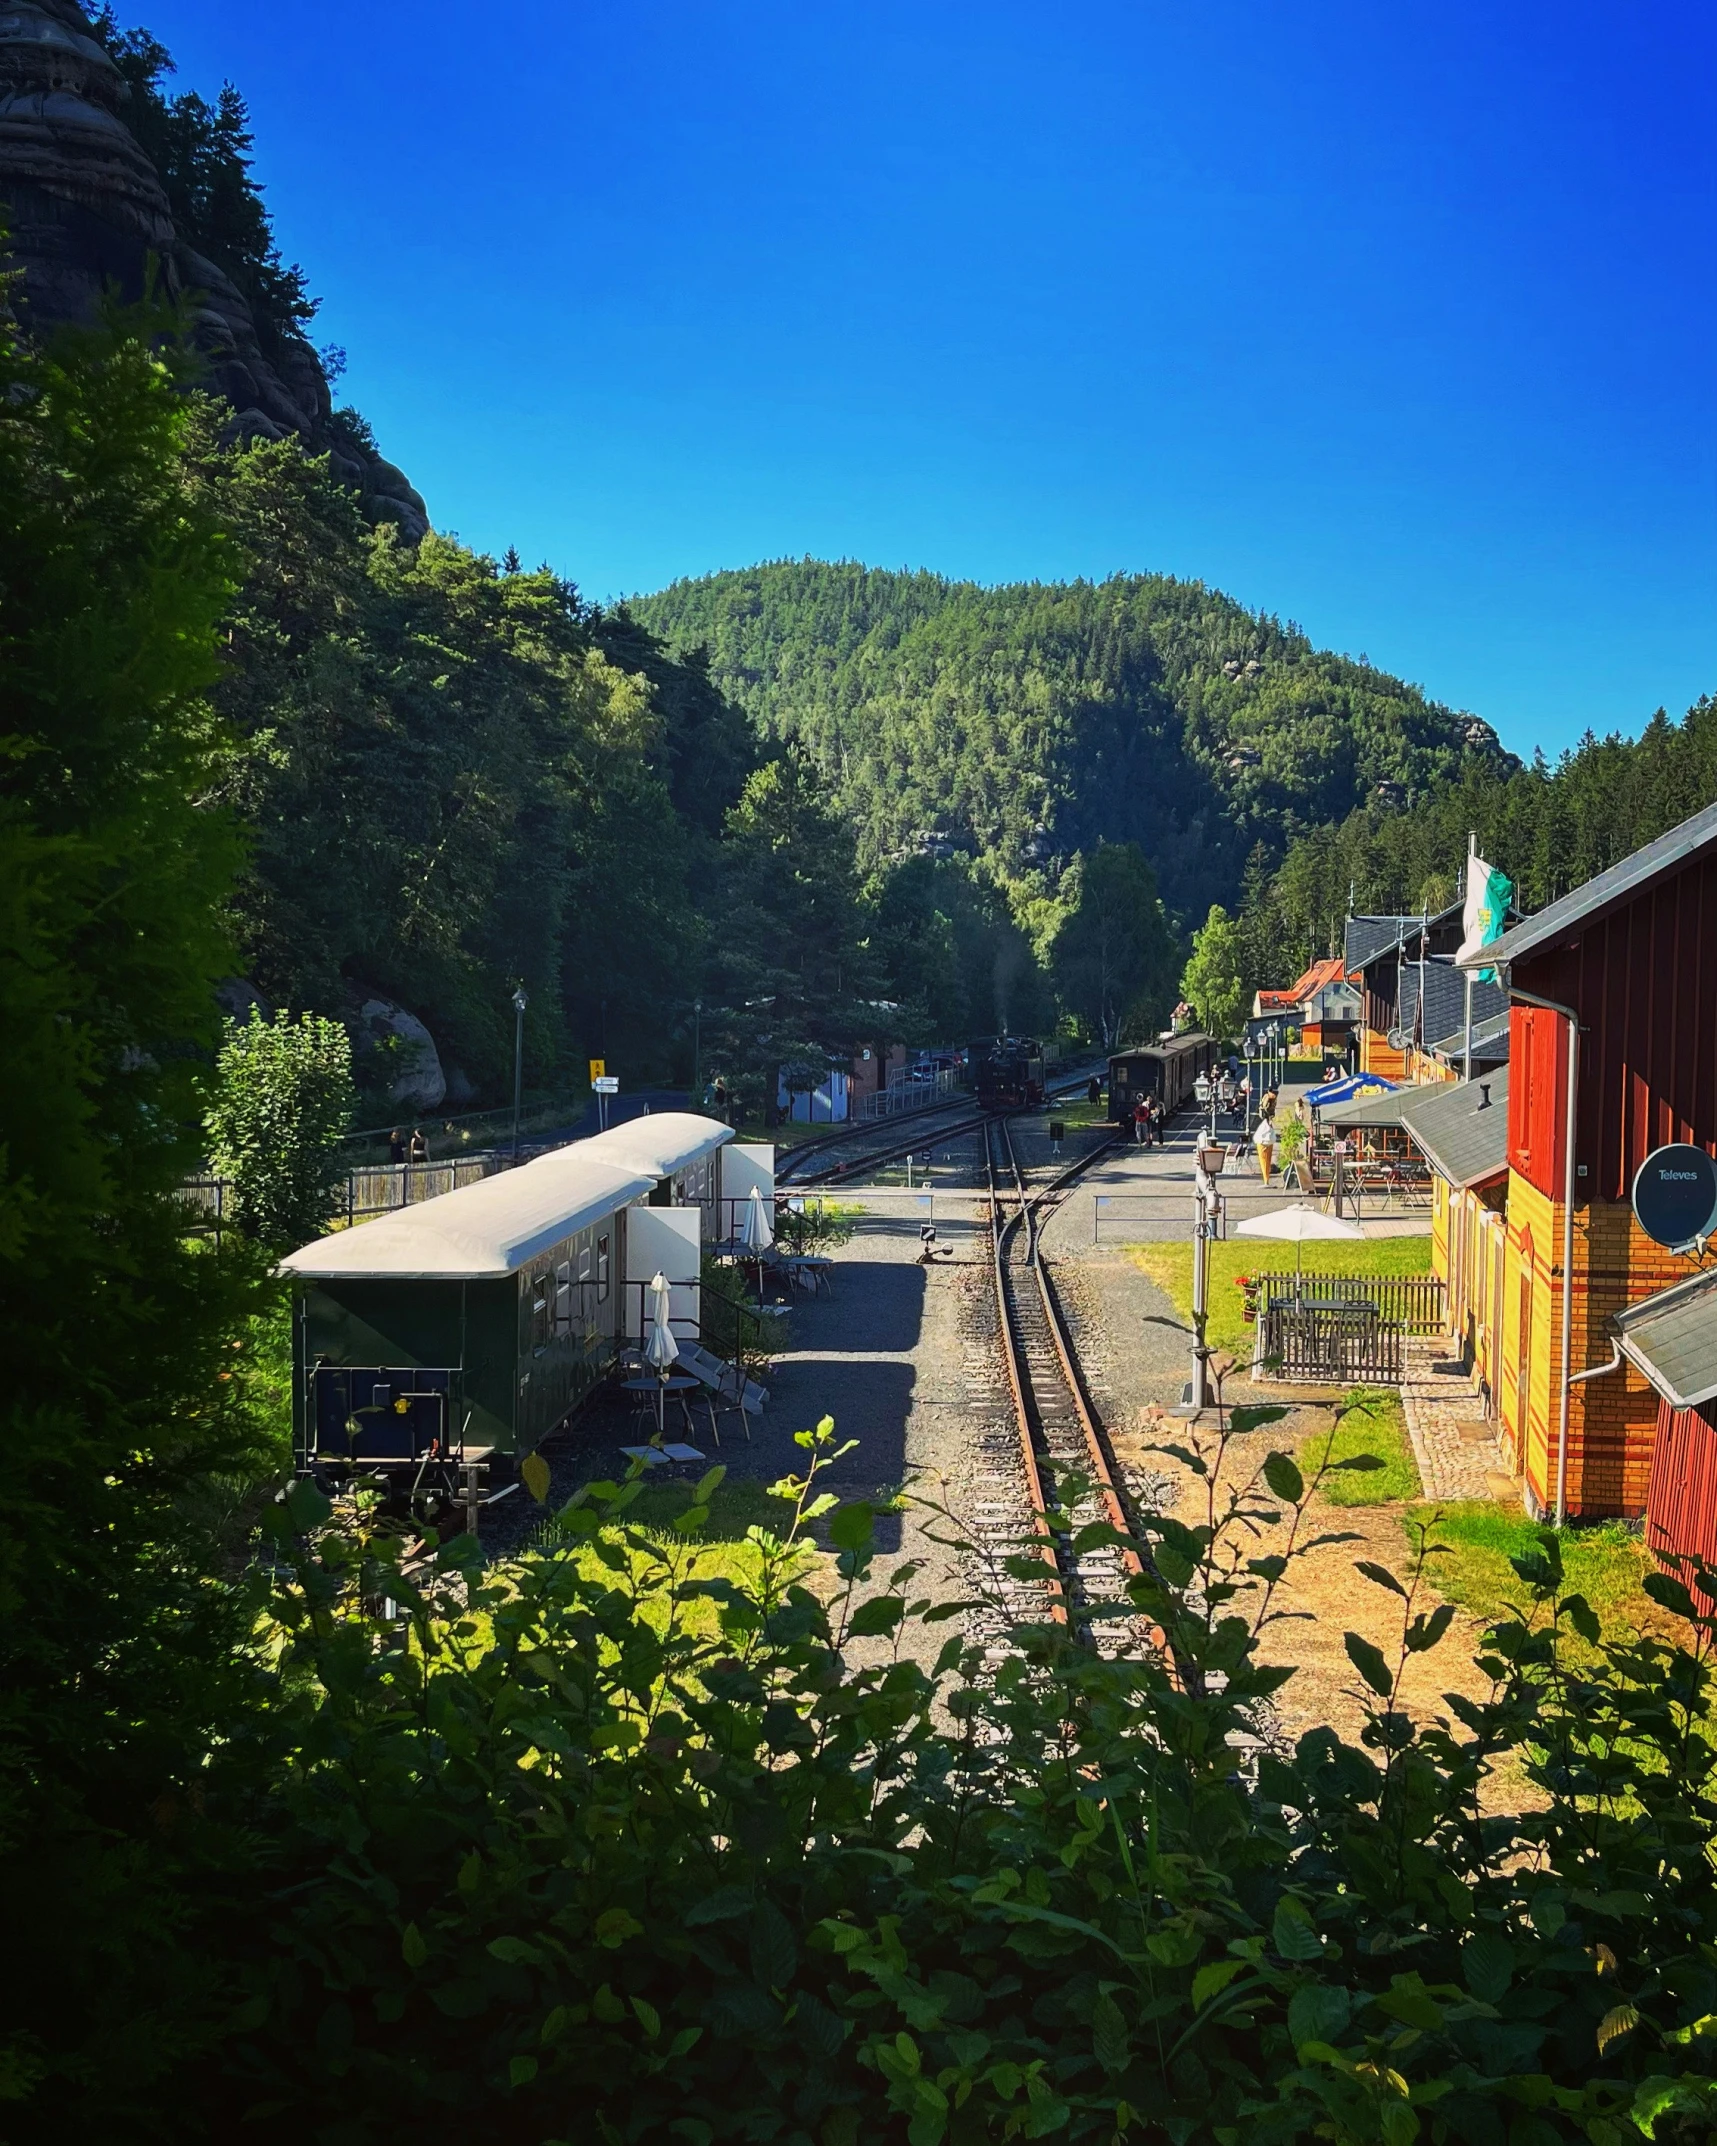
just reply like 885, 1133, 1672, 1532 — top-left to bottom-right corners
686, 1886, 752, 1927
1344, 1631, 1394, 1697
285, 1477, 332, 1532
1263, 1451, 1304, 1504
509, 2053, 538, 2087
848, 1595, 905, 1637
1461, 1931, 1514, 2003
487, 1935, 547, 1966
1404, 1603, 1456, 1653
1191, 1959, 1245, 2009
1644, 1572, 1697, 1620
1091, 1992, 1129, 2074
1355, 1559, 1407, 1598
750, 1901, 798, 1990
829, 1500, 876, 1551
521, 1451, 552, 1504
695, 1466, 728, 1502
400, 1922, 427, 1968
631, 1995, 662, 2040
1288, 1984, 1351, 2050
1271, 1896, 1323, 1961
594, 1908, 642, 1948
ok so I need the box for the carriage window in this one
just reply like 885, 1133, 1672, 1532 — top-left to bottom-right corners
554, 1259, 573, 1336
531, 1270, 552, 1351
597, 1233, 610, 1302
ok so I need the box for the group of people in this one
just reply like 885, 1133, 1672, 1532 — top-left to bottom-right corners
387, 1127, 431, 1167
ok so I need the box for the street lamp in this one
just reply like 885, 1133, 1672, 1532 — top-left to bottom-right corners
692, 998, 702, 1105
511, 986, 528, 1157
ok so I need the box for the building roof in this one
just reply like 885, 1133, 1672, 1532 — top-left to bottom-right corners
579, 1111, 733, 1181
1344, 901, 1463, 976
281, 1149, 656, 1282
1614, 1265, 1717, 1412
1397, 958, 1510, 1053
1429, 1008, 1511, 1067
1465, 799, 1717, 973
1403, 1068, 1512, 1189
1317, 1087, 1429, 1131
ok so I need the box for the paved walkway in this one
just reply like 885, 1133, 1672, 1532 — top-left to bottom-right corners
1399, 1335, 1513, 1502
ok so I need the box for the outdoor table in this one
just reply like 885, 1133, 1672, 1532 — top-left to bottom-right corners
783, 1255, 835, 1297
620, 1372, 707, 1442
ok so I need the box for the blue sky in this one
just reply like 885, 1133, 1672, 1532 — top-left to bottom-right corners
138, 1, 1712, 757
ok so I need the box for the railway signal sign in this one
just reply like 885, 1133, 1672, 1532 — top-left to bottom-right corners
1632, 1144, 1717, 1252
588, 1058, 606, 1082
592, 1076, 619, 1095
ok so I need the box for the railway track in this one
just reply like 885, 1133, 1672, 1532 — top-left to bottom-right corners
962, 1117, 1162, 1656
782, 1069, 1105, 1189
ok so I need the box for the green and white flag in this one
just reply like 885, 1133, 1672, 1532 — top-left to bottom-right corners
1457, 856, 1512, 982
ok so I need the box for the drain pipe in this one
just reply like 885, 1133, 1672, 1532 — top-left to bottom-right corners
1507, 982, 1582, 1527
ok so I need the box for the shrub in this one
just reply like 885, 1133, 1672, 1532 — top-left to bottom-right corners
206, 1008, 356, 1246
176, 1404, 1717, 2144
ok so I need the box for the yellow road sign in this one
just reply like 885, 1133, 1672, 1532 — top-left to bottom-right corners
588, 1058, 606, 1081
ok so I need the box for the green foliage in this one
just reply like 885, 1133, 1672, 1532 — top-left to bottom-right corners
0, 294, 275, 2128
206, 1008, 356, 1246
1245, 700, 1717, 979
1048, 841, 1179, 1047
774, 1196, 861, 1256
631, 560, 1507, 928
1182, 902, 1249, 1042
110, 1411, 1717, 2144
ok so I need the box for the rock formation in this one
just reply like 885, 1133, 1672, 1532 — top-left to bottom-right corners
353, 993, 448, 1113
0, 0, 427, 537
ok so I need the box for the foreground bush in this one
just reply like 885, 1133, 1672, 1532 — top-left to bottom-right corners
183, 1412, 1717, 2144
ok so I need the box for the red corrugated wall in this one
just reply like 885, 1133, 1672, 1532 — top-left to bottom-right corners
1511, 848, 1717, 1202
1646, 1396, 1717, 1590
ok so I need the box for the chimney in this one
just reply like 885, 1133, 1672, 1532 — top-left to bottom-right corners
1476, 1082, 1491, 1110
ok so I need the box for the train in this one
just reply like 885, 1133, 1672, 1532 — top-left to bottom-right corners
1107, 1032, 1217, 1122
280, 1113, 770, 1524
969, 1034, 1046, 1110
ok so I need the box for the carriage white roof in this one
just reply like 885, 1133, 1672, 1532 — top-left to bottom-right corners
579, 1112, 733, 1180
280, 1149, 655, 1282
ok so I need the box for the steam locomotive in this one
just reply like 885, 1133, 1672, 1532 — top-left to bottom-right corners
969, 1035, 1047, 1110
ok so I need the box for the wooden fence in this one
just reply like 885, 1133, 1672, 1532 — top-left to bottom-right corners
1258, 1272, 1444, 1334
1261, 1301, 1405, 1384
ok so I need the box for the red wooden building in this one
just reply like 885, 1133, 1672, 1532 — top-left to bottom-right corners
1465, 799, 1717, 1520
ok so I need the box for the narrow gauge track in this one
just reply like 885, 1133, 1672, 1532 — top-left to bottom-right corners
971, 1117, 1155, 1655
784, 1069, 1104, 1190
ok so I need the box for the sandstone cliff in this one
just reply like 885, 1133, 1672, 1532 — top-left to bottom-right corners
0, 0, 427, 537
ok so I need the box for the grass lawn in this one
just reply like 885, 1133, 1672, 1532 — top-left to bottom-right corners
1127, 1235, 1432, 1358
1300, 1388, 1422, 1506
1405, 1502, 1677, 1652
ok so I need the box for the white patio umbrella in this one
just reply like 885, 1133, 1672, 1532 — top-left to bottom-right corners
644, 1270, 678, 1433
1235, 1202, 1364, 1276
738, 1184, 774, 1255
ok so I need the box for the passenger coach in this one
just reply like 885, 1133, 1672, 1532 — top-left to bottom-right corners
282, 1113, 764, 1524
1107, 1032, 1216, 1122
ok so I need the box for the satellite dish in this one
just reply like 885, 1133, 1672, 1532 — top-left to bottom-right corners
1631, 1144, 1717, 1251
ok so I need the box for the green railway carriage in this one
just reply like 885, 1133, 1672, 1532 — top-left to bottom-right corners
282, 1113, 739, 1522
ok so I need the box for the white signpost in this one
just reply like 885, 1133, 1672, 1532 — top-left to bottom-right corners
593, 1072, 618, 1131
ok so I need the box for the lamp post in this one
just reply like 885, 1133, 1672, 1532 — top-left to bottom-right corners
511, 986, 528, 1157
692, 999, 702, 1105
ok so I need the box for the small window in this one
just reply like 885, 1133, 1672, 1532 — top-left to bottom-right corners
554, 1259, 573, 1336
597, 1233, 610, 1303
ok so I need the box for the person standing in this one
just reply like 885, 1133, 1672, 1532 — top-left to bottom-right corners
1133, 1097, 1149, 1147
408, 1126, 429, 1167
387, 1127, 406, 1166
1253, 1106, 1278, 1185
1087, 1074, 1102, 1109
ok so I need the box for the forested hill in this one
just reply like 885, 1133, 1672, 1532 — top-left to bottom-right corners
629, 560, 1516, 922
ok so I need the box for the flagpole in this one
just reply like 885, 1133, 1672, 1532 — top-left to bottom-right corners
1463, 832, 1476, 1082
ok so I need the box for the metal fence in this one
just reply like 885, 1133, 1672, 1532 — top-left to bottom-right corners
180, 1152, 506, 1238
1261, 1302, 1405, 1383
857, 1066, 961, 1121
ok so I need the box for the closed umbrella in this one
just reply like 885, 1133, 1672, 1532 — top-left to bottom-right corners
739, 1184, 774, 1255
1235, 1202, 1364, 1276
645, 1270, 678, 1432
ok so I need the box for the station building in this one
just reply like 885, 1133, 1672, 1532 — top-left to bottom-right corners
1407, 803, 1717, 1522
